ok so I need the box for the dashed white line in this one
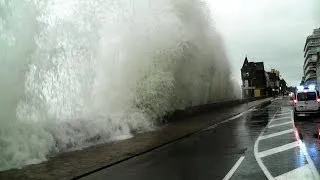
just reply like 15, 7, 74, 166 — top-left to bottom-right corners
202, 109, 250, 131
222, 156, 245, 180
258, 141, 299, 158
259, 129, 294, 140
268, 121, 292, 128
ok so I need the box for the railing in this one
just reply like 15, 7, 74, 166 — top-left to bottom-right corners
304, 58, 317, 70
305, 73, 317, 81
307, 34, 320, 39
304, 49, 318, 58
305, 66, 316, 75
305, 42, 320, 51
304, 35, 320, 50
165, 96, 271, 121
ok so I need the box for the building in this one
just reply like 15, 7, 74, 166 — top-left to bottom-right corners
267, 69, 280, 96
303, 27, 320, 86
279, 79, 287, 95
317, 52, 320, 88
241, 57, 267, 98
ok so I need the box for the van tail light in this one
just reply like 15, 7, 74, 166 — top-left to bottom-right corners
317, 99, 320, 103
294, 100, 298, 104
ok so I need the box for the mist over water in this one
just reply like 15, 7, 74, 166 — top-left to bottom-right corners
0, 0, 236, 171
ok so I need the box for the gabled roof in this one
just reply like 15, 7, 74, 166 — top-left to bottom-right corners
241, 56, 249, 69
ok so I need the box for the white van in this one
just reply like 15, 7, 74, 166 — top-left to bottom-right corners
293, 85, 320, 120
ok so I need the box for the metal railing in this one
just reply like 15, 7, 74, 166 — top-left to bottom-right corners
305, 73, 317, 81
304, 49, 318, 58
304, 58, 317, 70
304, 66, 316, 75
165, 96, 272, 121
305, 42, 320, 51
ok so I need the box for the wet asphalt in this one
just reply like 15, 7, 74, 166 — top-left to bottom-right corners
80, 97, 320, 180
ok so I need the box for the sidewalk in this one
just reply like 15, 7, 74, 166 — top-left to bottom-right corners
0, 98, 272, 180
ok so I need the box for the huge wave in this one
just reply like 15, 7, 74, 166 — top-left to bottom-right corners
0, 0, 237, 171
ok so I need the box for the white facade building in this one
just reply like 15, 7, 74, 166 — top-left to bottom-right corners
303, 28, 320, 86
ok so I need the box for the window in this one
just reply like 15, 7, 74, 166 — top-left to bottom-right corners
297, 92, 316, 101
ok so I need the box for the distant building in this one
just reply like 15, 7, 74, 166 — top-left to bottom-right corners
279, 79, 287, 95
241, 57, 267, 98
267, 69, 281, 96
303, 27, 320, 86
317, 52, 320, 88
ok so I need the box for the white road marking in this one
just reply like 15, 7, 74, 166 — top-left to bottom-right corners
290, 112, 320, 179
259, 129, 294, 140
296, 141, 320, 179
275, 164, 315, 180
248, 107, 257, 111
272, 116, 291, 121
249, 120, 266, 123
202, 124, 218, 131
225, 113, 245, 121
203, 110, 248, 131
258, 141, 299, 158
268, 121, 292, 128
275, 112, 291, 116
254, 109, 279, 180
222, 156, 245, 180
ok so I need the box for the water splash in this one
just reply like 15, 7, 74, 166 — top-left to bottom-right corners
0, 0, 236, 171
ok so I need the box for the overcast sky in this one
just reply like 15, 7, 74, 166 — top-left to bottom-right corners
208, 0, 319, 86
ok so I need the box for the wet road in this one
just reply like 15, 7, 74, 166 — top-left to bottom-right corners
80, 98, 320, 180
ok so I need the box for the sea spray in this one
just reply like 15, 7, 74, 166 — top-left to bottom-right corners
0, 0, 235, 171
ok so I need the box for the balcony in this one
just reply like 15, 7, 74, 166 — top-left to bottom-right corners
305, 73, 317, 81
305, 41, 320, 51
304, 66, 316, 76
304, 58, 317, 70
304, 49, 318, 58
304, 34, 320, 50
307, 34, 320, 40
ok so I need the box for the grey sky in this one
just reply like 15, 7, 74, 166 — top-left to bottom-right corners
208, 0, 319, 86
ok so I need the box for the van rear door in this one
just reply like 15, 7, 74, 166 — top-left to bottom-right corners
296, 92, 318, 111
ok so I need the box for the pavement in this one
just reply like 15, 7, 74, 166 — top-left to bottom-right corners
79, 97, 320, 180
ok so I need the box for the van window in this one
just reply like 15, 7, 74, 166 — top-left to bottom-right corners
297, 92, 316, 101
